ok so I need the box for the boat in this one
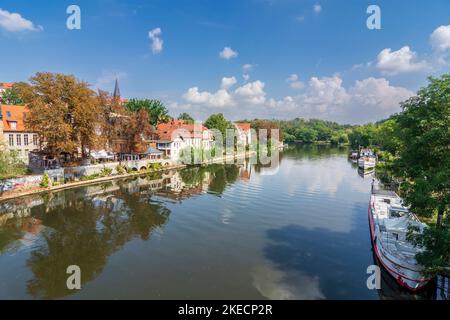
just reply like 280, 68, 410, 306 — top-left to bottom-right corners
369, 181, 432, 291
349, 150, 359, 162
358, 148, 376, 169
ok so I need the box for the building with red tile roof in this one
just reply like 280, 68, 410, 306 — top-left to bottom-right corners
234, 122, 252, 146
0, 104, 39, 163
154, 119, 213, 160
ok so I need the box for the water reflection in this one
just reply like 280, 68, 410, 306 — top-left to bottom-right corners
0, 165, 241, 299
0, 146, 436, 299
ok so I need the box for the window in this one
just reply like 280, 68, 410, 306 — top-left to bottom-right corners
10, 121, 17, 130
8, 134, 14, 146
33, 135, 38, 145
6, 111, 11, 118
24, 134, 29, 146
16, 134, 21, 146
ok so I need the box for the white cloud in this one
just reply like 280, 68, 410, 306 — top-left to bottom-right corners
221, 76, 237, 89
148, 27, 163, 54
183, 87, 234, 107
243, 74, 250, 82
430, 25, 450, 52
177, 75, 413, 124
234, 80, 266, 105
242, 64, 253, 72
376, 46, 429, 75
313, 4, 322, 14
0, 8, 42, 32
219, 46, 238, 60
286, 74, 305, 89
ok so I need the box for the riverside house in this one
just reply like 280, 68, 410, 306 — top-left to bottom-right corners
0, 105, 39, 164
234, 122, 252, 147
154, 120, 214, 161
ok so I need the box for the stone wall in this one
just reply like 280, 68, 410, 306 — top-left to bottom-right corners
0, 158, 174, 194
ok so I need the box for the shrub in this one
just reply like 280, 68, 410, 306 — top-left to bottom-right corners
40, 173, 49, 187
116, 165, 126, 175
99, 167, 113, 177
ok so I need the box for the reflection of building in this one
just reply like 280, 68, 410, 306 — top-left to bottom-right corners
1, 105, 39, 163
239, 161, 252, 180
20, 217, 45, 247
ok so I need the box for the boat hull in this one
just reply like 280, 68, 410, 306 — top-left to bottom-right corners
358, 159, 376, 169
368, 204, 431, 292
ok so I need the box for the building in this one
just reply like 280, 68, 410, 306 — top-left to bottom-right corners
234, 122, 252, 146
0, 82, 14, 97
154, 120, 213, 160
1, 105, 39, 163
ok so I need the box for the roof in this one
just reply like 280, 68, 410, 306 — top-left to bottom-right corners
1, 105, 31, 132
0, 83, 13, 90
235, 122, 251, 132
145, 147, 163, 155
155, 120, 212, 141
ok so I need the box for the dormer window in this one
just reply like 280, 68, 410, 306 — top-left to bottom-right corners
6, 111, 11, 118
10, 121, 17, 130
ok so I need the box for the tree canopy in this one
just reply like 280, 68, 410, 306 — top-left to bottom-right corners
177, 112, 194, 124
1, 87, 24, 105
125, 99, 170, 126
15, 72, 100, 157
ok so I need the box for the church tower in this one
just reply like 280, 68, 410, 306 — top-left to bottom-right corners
113, 78, 121, 99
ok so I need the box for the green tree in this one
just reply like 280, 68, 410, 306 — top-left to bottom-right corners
125, 99, 170, 126
393, 75, 450, 276
177, 112, 194, 124
1, 87, 24, 105
204, 113, 233, 142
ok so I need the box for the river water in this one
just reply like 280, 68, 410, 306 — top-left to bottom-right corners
0, 145, 435, 299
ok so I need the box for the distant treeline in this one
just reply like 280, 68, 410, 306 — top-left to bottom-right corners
242, 118, 386, 148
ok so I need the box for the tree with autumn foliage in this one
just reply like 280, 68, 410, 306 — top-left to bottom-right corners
15, 73, 100, 158
125, 108, 154, 153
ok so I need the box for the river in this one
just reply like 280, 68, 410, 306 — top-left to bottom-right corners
0, 145, 435, 299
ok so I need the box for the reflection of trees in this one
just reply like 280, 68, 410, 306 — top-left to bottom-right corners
25, 187, 170, 299
179, 164, 240, 196
206, 165, 239, 195
282, 144, 347, 160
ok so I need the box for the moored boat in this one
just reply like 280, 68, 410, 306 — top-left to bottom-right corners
358, 148, 376, 169
369, 182, 432, 291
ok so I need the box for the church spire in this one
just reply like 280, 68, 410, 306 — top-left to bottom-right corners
113, 78, 121, 99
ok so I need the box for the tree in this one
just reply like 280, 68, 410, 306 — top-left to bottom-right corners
125, 99, 170, 126
392, 75, 450, 276
0, 87, 24, 105
394, 75, 449, 226
125, 109, 153, 153
204, 113, 233, 142
15, 72, 100, 158
178, 112, 194, 124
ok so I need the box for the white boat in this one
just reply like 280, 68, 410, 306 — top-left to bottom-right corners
369, 184, 432, 291
358, 156, 376, 169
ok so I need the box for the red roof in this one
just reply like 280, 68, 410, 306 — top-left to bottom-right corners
155, 120, 211, 141
0, 82, 13, 89
1, 105, 30, 132
236, 122, 251, 132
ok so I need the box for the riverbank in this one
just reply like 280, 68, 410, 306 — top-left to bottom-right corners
0, 151, 256, 202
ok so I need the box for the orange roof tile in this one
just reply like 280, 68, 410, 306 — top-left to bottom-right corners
155, 120, 211, 141
0, 82, 14, 89
236, 122, 251, 131
1, 105, 31, 132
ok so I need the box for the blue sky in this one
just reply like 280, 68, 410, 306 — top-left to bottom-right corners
1, 0, 450, 124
